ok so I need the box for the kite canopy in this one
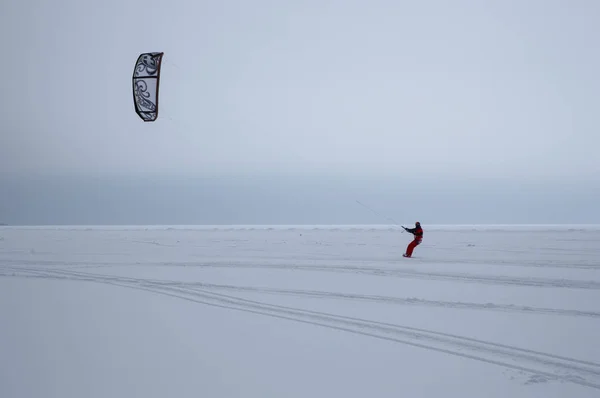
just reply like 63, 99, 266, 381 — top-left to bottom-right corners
132, 52, 164, 122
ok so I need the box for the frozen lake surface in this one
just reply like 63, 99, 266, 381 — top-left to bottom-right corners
1, 224, 599, 397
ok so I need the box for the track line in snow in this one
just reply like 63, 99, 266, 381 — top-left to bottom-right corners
2, 267, 599, 319
4, 256, 600, 271
182, 283, 600, 319
2, 259, 599, 291
2, 267, 600, 391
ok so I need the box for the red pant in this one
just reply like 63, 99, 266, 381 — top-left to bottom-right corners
405, 238, 421, 257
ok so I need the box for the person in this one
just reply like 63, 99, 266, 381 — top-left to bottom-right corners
402, 222, 423, 258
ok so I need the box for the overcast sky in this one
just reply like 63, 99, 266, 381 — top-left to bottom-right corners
1, 0, 599, 224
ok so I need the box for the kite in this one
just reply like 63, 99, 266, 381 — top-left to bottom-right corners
132, 52, 164, 122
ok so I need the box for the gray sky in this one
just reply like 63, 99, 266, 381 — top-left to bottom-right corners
1, 0, 599, 224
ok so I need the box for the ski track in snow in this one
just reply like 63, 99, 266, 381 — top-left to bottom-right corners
1, 225, 600, 393
2, 266, 600, 320
3, 258, 599, 290
2, 266, 600, 390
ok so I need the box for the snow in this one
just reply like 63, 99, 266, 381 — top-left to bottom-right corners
1, 224, 599, 398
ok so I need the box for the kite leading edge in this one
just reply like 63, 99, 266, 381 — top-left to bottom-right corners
132, 52, 164, 122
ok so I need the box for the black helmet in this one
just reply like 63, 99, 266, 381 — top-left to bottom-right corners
415, 222, 421, 226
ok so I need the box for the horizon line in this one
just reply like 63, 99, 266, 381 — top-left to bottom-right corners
2, 223, 600, 228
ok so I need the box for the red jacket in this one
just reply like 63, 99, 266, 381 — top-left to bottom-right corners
404, 225, 423, 241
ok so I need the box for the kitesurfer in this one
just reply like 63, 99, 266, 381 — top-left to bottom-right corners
402, 222, 423, 258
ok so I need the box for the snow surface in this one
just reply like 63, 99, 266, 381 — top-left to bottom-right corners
1, 224, 599, 398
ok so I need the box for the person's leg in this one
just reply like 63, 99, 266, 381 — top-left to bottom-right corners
405, 240, 417, 257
